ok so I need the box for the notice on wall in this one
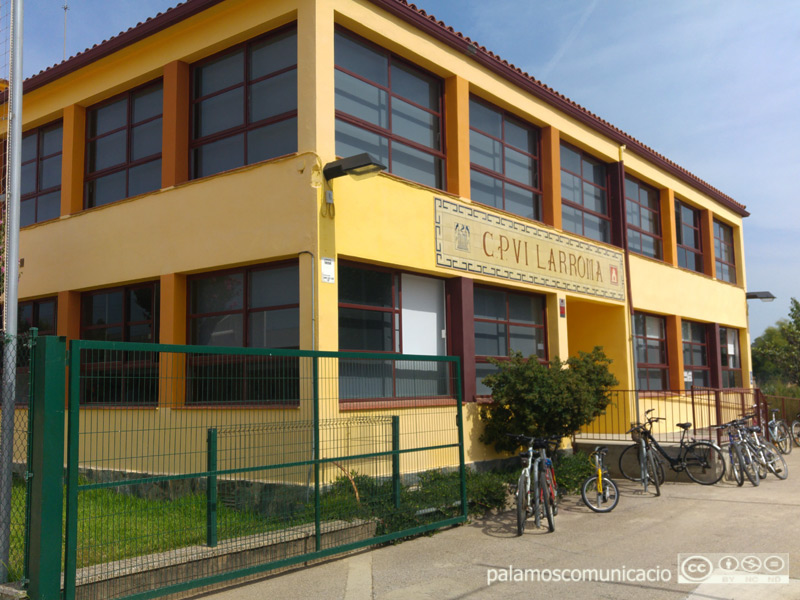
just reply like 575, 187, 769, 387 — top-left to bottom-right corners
684, 370, 693, 383
321, 257, 335, 283
434, 197, 626, 301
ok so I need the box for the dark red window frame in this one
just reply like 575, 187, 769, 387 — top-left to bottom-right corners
633, 312, 669, 391
625, 175, 662, 260
560, 142, 611, 243
21, 121, 62, 226
720, 326, 743, 388
675, 200, 703, 273
18, 297, 58, 336
713, 219, 736, 284
338, 262, 402, 354
682, 320, 710, 389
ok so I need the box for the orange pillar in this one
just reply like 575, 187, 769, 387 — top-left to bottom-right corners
660, 188, 677, 267
444, 75, 470, 198
61, 105, 86, 216
56, 291, 81, 341
701, 209, 716, 278
666, 314, 684, 390
541, 126, 561, 229
162, 60, 190, 188
159, 273, 187, 407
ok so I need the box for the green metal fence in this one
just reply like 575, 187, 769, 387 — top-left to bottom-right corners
45, 340, 465, 600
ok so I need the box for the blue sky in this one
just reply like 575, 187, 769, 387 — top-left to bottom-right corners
21, 0, 800, 338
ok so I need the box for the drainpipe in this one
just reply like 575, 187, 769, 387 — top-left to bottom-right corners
298, 251, 316, 351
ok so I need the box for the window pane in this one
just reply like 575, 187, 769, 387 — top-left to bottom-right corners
39, 155, 62, 190
88, 130, 127, 172
131, 119, 162, 161
132, 85, 163, 123
192, 314, 244, 346
582, 156, 606, 186
129, 287, 154, 322
128, 160, 162, 197
560, 144, 580, 174
583, 213, 609, 243
21, 134, 36, 162
645, 315, 664, 338
41, 125, 63, 156
249, 69, 297, 123
335, 70, 388, 128
561, 172, 581, 205
474, 287, 505, 319
470, 169, 503, 210
191, 273, 244, 313
250, 30, 297, 79
469, 99, 501, 137
20, 198, 35, 228
470, 130, 502, 173
391, 141, 441, 189
504, 183, 539, 221
509, 294, 542, 324
583, 182, 607, 214
475, 321, 506, 356
86, 171, 127, 208
194, 88, 245, 138
249, 308, 299, 349
338, 307, 392, 351
195, 49, 244, 97
90, 98, 127, 136
509, 325, 535, 355
504, 147, 533, 186
391, 62, 439, 110
562, 205, 582, 236
335, 32, 388, 87
476, 362, 499, 396
247, 118, 297, 164
37, 192, 61, 222
625, 177, 638, 201
392, 98, 439, 149
335, 119, 389, 167
84, 291, 123, 326
128, 323, 154, 343
505, 117, 536, 154
628, 229, 642, 254
37, 301, 57, 332
21, 163, 36, 196
193, 134, 245, 178
249, 266, 299, 308
339, 265, 392, 307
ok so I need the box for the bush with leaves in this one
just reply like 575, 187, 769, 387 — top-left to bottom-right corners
479, 347, 618, 454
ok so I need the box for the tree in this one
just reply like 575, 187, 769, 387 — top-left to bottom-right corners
478, 347, 618, 454
752, 298, 800, 394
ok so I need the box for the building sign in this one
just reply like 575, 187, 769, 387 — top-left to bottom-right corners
435, 198, 626, 301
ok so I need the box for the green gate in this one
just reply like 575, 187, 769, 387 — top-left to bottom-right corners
28, 339, 466, 600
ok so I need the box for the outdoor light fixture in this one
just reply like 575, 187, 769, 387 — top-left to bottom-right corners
322, 153, 386, 181
745, 291, 776, 302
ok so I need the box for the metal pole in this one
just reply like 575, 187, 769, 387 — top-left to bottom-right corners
0, 0, 23, 583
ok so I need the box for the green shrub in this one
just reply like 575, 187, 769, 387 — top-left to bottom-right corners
553, 451, 594, 494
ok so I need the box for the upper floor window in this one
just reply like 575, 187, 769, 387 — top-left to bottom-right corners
86, 82, 163, 208
634, 312, 668, 391
334, 30, 444, 189
560, 143, 610, 243
21, 122, 62, 226
474, 286, 546, 395
625, 176, 662, 259
19, 298, 57, 336
675, 200, 703, 273
719, 326, 742, 388
714, 220, 736, 284
682, 320, 709, 389
469, 98, 541, 221
191, 26, 297, 179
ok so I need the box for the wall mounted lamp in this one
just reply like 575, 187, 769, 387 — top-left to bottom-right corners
322, 153, 387, 181
745, 291, 776, 302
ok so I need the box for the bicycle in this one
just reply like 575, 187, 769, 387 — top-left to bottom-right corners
625, 414, 662, 496
739, 415, 788, 481
766, 408, 792, 455
620, 410, 725, 485
715, 419, 759, 486
581, 446, 619, 512
791, 412, 800, 448
508, 434, 558, 534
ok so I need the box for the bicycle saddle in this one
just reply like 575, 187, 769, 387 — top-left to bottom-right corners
676, 422, 691, 430
748, 425, 761, 433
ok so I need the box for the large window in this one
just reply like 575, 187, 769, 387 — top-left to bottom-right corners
191, 26, 297, 179
21, 122, 62, 226
560, 143, 610, 243
85, 82, 163, 208
714, 220, 736, 284
334, 30, 444, 189
625, 176, 662, 259
720, 327, 742, 388
187, 263, 300, 405
19, 298, 57, 336
682, 320, 709, 389
469, 98, 541, 221
474, 286, 546, 395
338, 264, 448, 401
80, 283, 160, 405
634, 313, 669, 391
675, 200, 703, 273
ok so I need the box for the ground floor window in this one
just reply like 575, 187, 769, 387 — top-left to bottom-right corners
474, 286, 546, 395
720, 326, 742, 388
634, 312, 668, 391
682, 320, 709, 389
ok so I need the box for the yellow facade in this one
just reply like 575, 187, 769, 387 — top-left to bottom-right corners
12, 0, 752, 469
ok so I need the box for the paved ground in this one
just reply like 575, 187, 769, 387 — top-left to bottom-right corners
190, 448, 800, 600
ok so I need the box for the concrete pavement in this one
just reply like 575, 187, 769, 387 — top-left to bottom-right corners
189, 448, 800, 600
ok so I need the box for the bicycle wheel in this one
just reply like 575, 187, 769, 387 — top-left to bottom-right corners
753, 446, 768, 480
773, 422, 793, 455
618, 444, 641, 481
540, 469, 554, 532
581, 475, 619, 512
683, 441, 725, 485
740, 443, 760, 486
792, 420, 800, 447
762, 441, 788, 480
549, 466, 559, 516
516, 471, 528, 536
533, 469, 541, 530
647, 451, 661, 496
729, 444, 744, 486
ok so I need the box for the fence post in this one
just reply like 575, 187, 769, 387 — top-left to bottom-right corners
27, 336, 66, 600
23, 327, 37, 583
206, 428, 218, 548
455, 358, 467, 520
391, 416, 400, 509
312, 356, 321, 552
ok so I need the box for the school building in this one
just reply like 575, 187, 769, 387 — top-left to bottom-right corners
13, 0, 751, 464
